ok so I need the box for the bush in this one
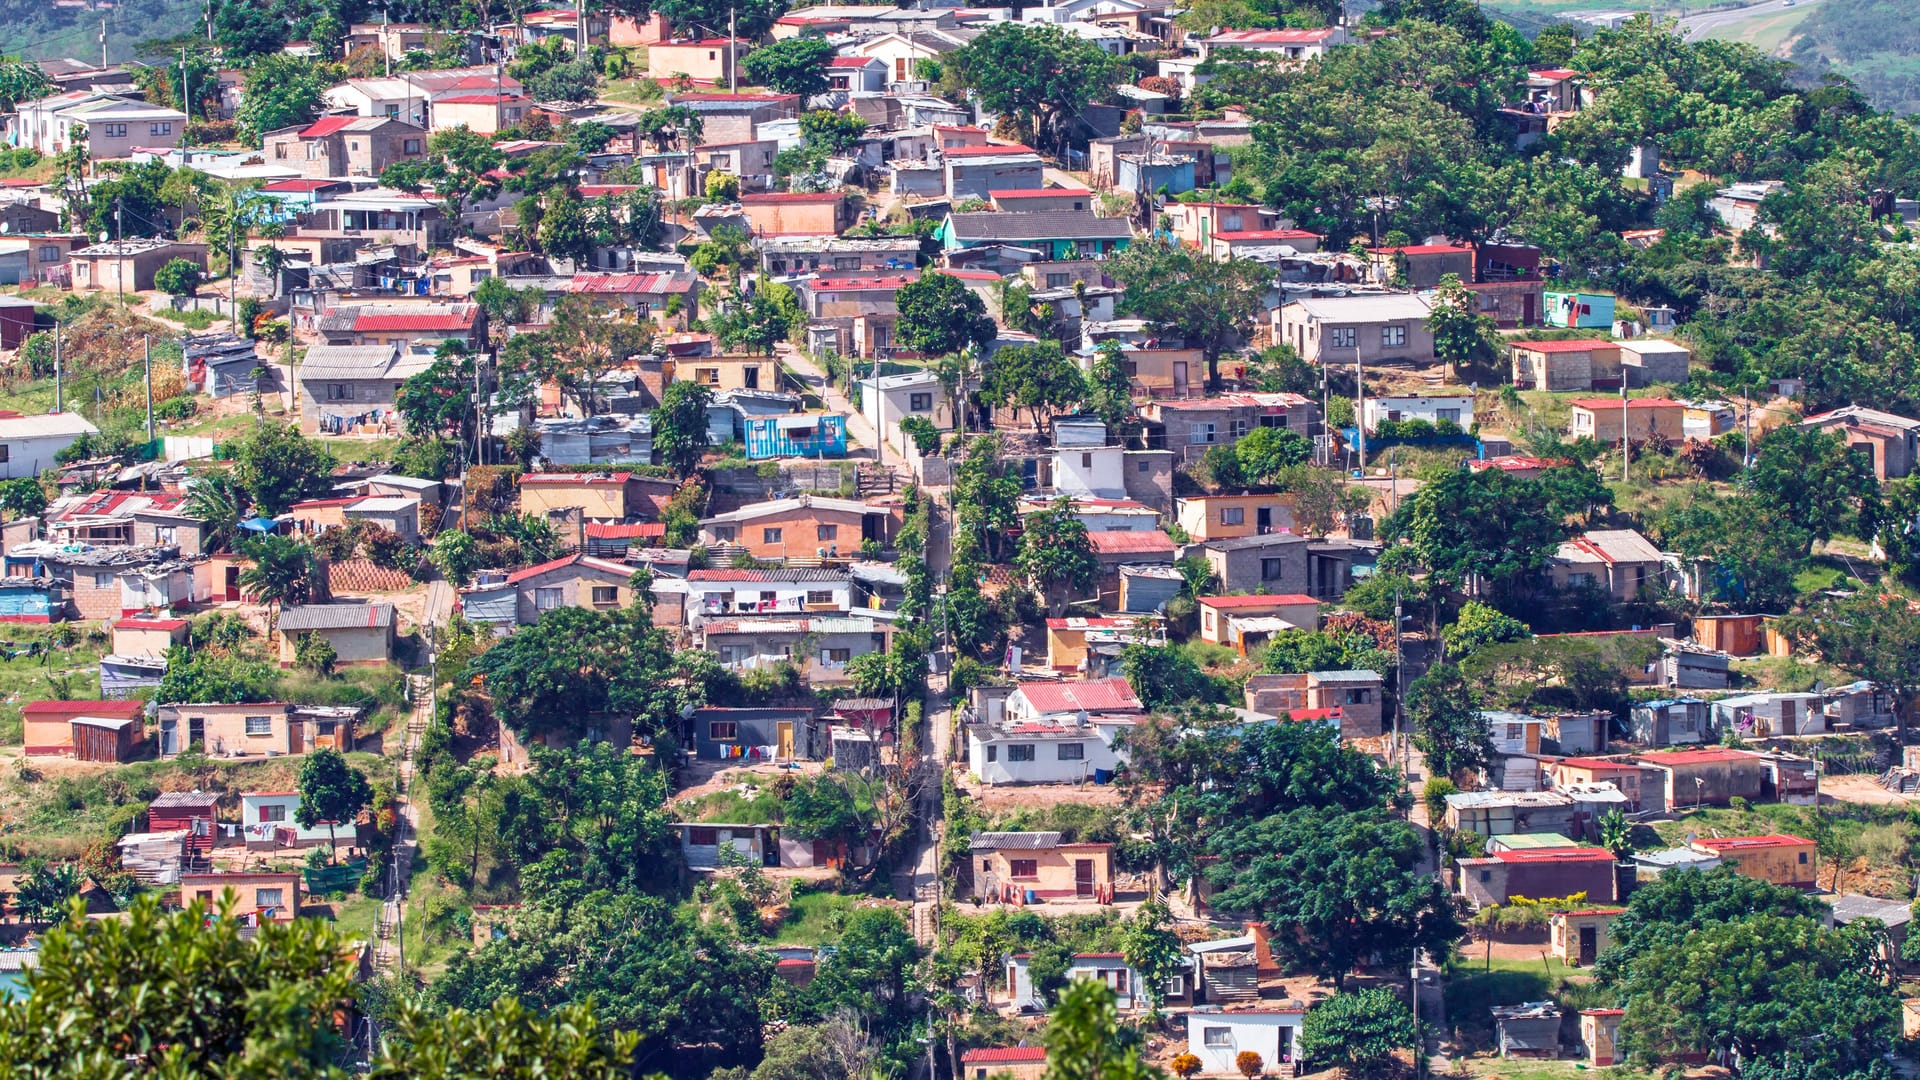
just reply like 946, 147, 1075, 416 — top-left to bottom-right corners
293, 633, 338, 676
182, 120, 237, 145
153, 395, 198, 422
153, 258, 203, 298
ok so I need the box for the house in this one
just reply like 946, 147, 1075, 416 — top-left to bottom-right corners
1275, 294, 1435, 366
826, 55, 888, 94
645, 37, 748, 85
675, 822, 779, 869
675, 353, 777, 393
239, 791, 346, 849
1709, 692, 1826, 738
688, 705, 815, 761
1358, 394, 1474, 433
1456, 847, 1618, 907
1161, 201, 1284, 250
1542, 711, 1608, 756
156, 702, 299, 758
1370, 243, 1475, 288
1140, 393, 1319, 463
666, 91, 801, 145
428, 91, 528, 134
1044, 616, 1162, 672
1544, 290, 1615, 329
1242, 669, 1384, 737
1634, 747, 1768, 809
564, 271, 702, 324
273, 603, 397, 668
261, 116, 425, 179
0, 578, 63, 623
1826, 895, 1914, 970
1509, 339, 1622, 391
698, 496, 891, 560
967, 709, 1134, 786
0, 412, 99, 480
315, 304, 481, 349
1006, 677, 1144, 722
940, 210, 1134, 259
1800, 405, 1920, 480
943, 144, 1045, 200
992, 187, 1094, 212
179, 871, 301, 921
68, 239, 208, 293
295, 344, 432, 436
147, 791, 218, 856
1006, 953, 1161, 1012
111, 615, 188, 657
295, 190, 451, 249
1568, 397, 1686, 446
960, 1047, 1047, 1080
13, 92, 186, 159
758, 235, 921, 277
1825, 681, 1900, 729
1199, 25, 1347, 60
1629, 698, 1711, 747
680, 568, 855, 619
1197, 534, 1308, 596
1690, 834, 1815, 888
1617, 339, 1692, 386
1185, 1007, 1307, 1075
699, 614, 889, 680
740, 192, 850, 237
1443, 786, 1628, 842
857, 369, 959, 454
1692, 613, 1773, 657
343, 496, 420, 544
1550, 908, 1624, 967
1547, 756, 1664, 813
22, 699, 145, 758
1550, 529, 1664, 600
968, 831, 1114, 902
502, 554, 639, 624
1196, 594, 1319, 648
1491, 1002, 1563, 1060
517, 472, 646, 521
1175, 494, 1295, 543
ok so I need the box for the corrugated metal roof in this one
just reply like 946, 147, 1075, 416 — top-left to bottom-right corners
276, 602, 395, 631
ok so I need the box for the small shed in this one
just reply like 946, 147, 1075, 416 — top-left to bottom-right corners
1579, 1009, 1624, 1067
1693, 613, 1767, 656
72, 713, 142, 763
101, 654, 167, 699
829, 726, 878, 771
147, 791, 219, 854
112, 615, 189, 656
1491, 1001, 1563, 1059
1827, 893, 1913, 969
1549, 907, 1624, 967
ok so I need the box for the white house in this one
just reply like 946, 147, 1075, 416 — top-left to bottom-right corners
0, 412, 98, 479
239, 791, 340, 849
1006, 953, 1155, 1012
13, 91, 186, 159
680, 568, 855, 619
857, 369, 962, 456
1016, 496, 1160, 533
1186, 1007, 1307, 1075
1198, 26, 1348, 62
1007, 677, 1143, 721
1053, 444, 1128, 500
967, 712, 1133, 785
1358, 394, 1475, 433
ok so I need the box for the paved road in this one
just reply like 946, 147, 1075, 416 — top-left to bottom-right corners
775, 341, 882, 461
1676, 0, 1826, 38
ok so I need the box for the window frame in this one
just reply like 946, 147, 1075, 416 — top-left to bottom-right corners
708, 721, 738, 741
243, 715, 274, 736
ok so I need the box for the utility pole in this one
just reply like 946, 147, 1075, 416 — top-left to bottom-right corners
1353, 345, 1365, 476
1392, 589, 1403, 766
53, 322, 62, 413
1620, 384, 1629, 484
206, 0, 214, 44
100, 19, 108, 70
114, 198, 124, 307
181, 47, 191, 127
384, 7, 393, 79
728, 6, 737, 94
228, 210, 237, 336
142, 335, 154, 443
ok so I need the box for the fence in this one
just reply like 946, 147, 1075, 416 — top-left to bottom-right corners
302, 858, 369, 895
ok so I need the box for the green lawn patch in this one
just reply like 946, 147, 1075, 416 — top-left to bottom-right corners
771, 889, 864, 945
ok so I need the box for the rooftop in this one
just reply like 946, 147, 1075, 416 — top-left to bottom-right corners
1013, 677, 1142, 715
276, 602, 396, 632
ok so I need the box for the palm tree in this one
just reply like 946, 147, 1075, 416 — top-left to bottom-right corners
183, 473, 247, 553
238, 535, 316, 635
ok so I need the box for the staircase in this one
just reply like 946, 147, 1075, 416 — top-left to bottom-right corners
857, 463, 897, 497
372, 673, 432, 976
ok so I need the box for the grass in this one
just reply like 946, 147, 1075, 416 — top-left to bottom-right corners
327, 890, 385, 945
1731, 654, 1847, 692
770, 889, 864, 945
1460, 1061, 1657, 1080
0, 626, 110, 745
678, 783, 787, 823
1701, 0, 1813, 52
599, 69, 664, 106
150, 307, 223, 331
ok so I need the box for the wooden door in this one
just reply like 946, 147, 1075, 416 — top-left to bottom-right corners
777, 721, 794, 760
224, 566, 240, 601
1579, 926, 1597, 966
1074, 858, 1094, 897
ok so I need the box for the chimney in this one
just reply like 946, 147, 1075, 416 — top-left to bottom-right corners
1245, 921, 1278, 974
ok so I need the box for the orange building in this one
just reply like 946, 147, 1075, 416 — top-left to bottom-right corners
1690, 834, 1816, 889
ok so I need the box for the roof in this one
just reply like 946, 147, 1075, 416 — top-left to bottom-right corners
1557, 529, 1663, 567
992, 187, 1090, 199
297, 344, 402, 381
1636, 748, 1760, 767
22, 699, 143, 717
585, 522, 665, 540
276, 602, 396, 632
1086, 531, 1175, 556
1207, 27, 1340, 43
701, 496, 883, 524
150, 791, 221, 809
1692, 833, 1812, 851
944, 210, 1134, 243
504, 553, 633, 584
1198, 593, 1318, 609
1013, 677, 1142, 714
519, 471, 633, 486
0, 412, 100, 440
436, 93, 527, 104
298, 116, 358, 138
352, 309, 477, 332
1567, 397, 1684, 411
113, 616, 188, 631
969, 830, 1065, 851
961, 1048, 1046, 1066
943, 143, 1038, 158
1286, 294, 1431, 321
742, 191, 843, 204
1214, 228, 1322, 242
687, 568, 850, 583
1493, 847, 1616, 865
1512, 338, 1616, 353
1826, 893, 1913, 927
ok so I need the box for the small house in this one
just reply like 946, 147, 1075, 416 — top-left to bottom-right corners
646, 37, 749, 85
0, 577, 63, 622
1457, 847, 1619, 907
1634, 747, 1768, 808
968, 831, 1114, 903
157, 702, 296, 758
960, 1048, 1046, 1080
675, 822, 777, 870
1006, 952, 1155, 1012
1175, 493, 1296, 543
0, 412, 100, 480
1509, 338, 1621, 391
1709, 692, 1826, 738
239, 791, 346, 849
688, 706, 814, 761
22, 699, 145, 757
1826, 894, 1913, 970
1550, 529, 1664, 600
743, 414, 848, 460
1549, 908, 1623, 966
517, 472, 641, 520
502, 554, 638, 625
697, 496, 892, 560
69, 239, 207, 293
1491, 1001, 1563, 1059
1630, 698, 1711, 746
1185, 1007, 1306, 1075
1633, 846, 1722, 881
274, 603, 397, 668
966, 710, 1133, 786
342, 496, 420, 545
1196, 594, 1319, 648
1618, 339, 1691, 386
1275, 294, 1435, 367
1692, 613, 1769, 657
111, 615, 188, 656
1690, 834, 1815, 889
71, 712, 143, 763
147, 791, 219, 855
1544, 290, 1614, 329
1567, 397, 1686, 446
1197, 533, 1309, 595
1581, 1009, 1625, 1068
178, 871, 301, 921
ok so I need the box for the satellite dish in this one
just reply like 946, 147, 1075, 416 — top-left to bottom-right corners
98, 231, 109, 243
0, 223, 10, 234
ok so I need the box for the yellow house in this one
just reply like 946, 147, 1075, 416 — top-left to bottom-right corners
518, 472, 639, 520
674, 354, 776, 393
969, 833, 1115, 902
646, 37, 749, 85
1175, 493, 1296, 542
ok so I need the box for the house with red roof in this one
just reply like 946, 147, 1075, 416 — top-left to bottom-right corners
111, 614, 188, 657
826, 55, 887, 94
1632, 746, 1770, 808
941, 142, 1044, 201
1199, 26, 1348, 61
1161, 200, 1287, 250
260, 116, 425, 180
1689, 833, 1816, 888
739, 191, 851, 237
481, 553, 641, 625
1044, 615, 1162, 671
989, 187, 1094, 212
646, 37, 751, 86
566, 271, 702, 325
316, 303, 483, 349
960, 1047, 1047, 1080
1509, 338, 1624, 391
23, 699, 145, 758
1568, 396, 1686, 445
1456, 846, 1618, 907
1195, 592, 1319, 649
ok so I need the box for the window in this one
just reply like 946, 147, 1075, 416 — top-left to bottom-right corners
1436, 408, 1461, 424
1261, 558, 1285, 581
816, 524, 838, 541
1188, 422, 1215, 444
806, 589, 834, 605
1057, 743, 1083, 760
1328, 327, 1356, 349
349, 140, 360, 150
1007, 744, 1036, 762
695, 368, 720, 385
1346, 688, 1373, 705
1080, 452, 1093, 468
38, 246, 60, 262
1203, 1027, 1232, 1049
534, 587, 562, 610
1505, 723, 1523, 741
1230, 419, 1248, 439
763, 527, 784, 544
909, 392, 933, 411
1479, 869, 1492, 882
1381, 324, 1407, 348
832, 256, 860, 271
1220, 507, 1245, 525
1165, 974, 1185, 996
385, 105, 401, 119
590, 586, 618, 606
102, 123, 127, 138
243, 714, 276, 735
403, 138, 421, 154
1262, 413, 1289, 428
824, 647, 851, 663
1799, 851, 1809, 863
1008, 858, 1038, 878
92, 572, 113, 589
689, 826, 718, 845
255, 888, 285, 910
712, 526, 736, 542
275, 144, 288, 158
326, 383, 352, 401
151, 122, 173, 136
709, 721, 738, 741
260, 803, 287, 823
986, 744, 997, 762
1046, 273, 1069, 288
306, 142, 323, 160
1138, 460, 1151, 472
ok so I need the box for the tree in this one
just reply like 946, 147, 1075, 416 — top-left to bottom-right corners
396, 342, 479, 445
1085, 340, 1136, 429
153, 257, 203, 297
0, 894, 353, 1077
297, 747, 373, 862
1170, 1054, 1202, 1080
1120, 899, 1184, 1017
1391, 467, 1567, 608
1043, 979, 1168, 1080
799, 108, 868, 154
652, 380, 714, 478
1407, 663, 1492, 780
1278, 466, 1373, 537
1234, 1051, 1263, 1079
1749, 424, 1881, 547
0, 59, 52, 113
1300, 988, 1420, 1079
896, 273, 996, 356
983, 340, 1085, 431
234, 54, 335, 145
1206, 808, 1460, 989
1593, 865, 1827, 986
13, 860, 81, 922
0, 477, 47, 521
1234, 426, 1311, 484
1787, 592, 1920, 733
948, 23, 1117, 156
1120, 643, 1213, 710
373, 997, 639, 1079
651, 0, 785, 39
705, 170, 741, 202
1441, 601, 1530, 657
1014, 497, 1098, 616
539, 190, 594, 260
383, 126, 505, 225
469, 606, 706, 744
1426, 272, 1498, 376
231, 421, 335, 514
238, 534, 316, 632
742, 37, 836, 97
1108, 242, 1273, 388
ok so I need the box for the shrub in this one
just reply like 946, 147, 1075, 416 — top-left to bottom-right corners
153, 258, 203, 298
293, 632, 338, 676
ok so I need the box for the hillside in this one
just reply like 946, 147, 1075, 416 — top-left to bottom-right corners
1789, 0, 1920, 114
0, 0, 199, 67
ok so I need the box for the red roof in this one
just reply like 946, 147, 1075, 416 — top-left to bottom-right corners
1512, 338, 1615, 353
1568, 397, 1683, 410
568, 272, 694, 295
22, 699, 144, 717
1281, 707, 1343, 722
519, 471, 632, 486
742, 191, 842, 204
114, 616, 188, 631
1014, 677, 1142, 715
578, 184, 643, 197
1368, 244, 1472, 255
505, 553, 633, 584
1087, 530, 1175, 556
1692, 833, 1812, 851
828, 56, 882, 67
991, 187, 1090, 199
1215, 229, 1321, 241
1198, 593, 1318, 609
261, 178, 350, 193
1637, 748, 1758, 767
437, 93, 526, 104
1494, 847, 1615, 865
962, 1049, 1047, 1065
585, 522, 665, 539
943, 143, 1036, 157
1531, 67, 1580, 80
810, 274, 916, 290
353, 311, 477, 332
1209, 27, 1340, 43
298, 116, 358, 138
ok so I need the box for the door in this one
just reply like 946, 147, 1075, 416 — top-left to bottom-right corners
1256, 507, 1272, 534
1172, 361, 1189, 396
1074, 858, 1094, 897
160, 718, 177, 756
1579, 926, 1597, 965
224, 565, 240, 601
776, 721, 794, 760
187, 716, 205, 752
744, 365, 760, 389
1780, 698, 1796, 735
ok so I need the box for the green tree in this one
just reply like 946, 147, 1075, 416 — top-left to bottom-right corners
373, 997, 639, 1079
238, 534, 316, 632
153, 257, 203, 297
896, 272, 996, 356
1014, 497, 1098, 616
1300, 988, 1420, 1080
741, 37, 836, 97
296, 746, 373, 862
983, 340, 1085, 432
1120, 899, 1184, 1017
12, 860, 81, 922
1390, 466, 1566, 609
1085, 340, 1136, 430
948, 23, 1118, 156
234, 54, 336, 144
1407, 662, 1492, 780
0, 477, 47, 520
1426, 272, 1499, 376
1441, 601, 1530, 657
652, 379, 714, 478
1593, 865, 1827, 985
799, 108, 868, 154
382, 126, 505, 225
1043, 978, 1168, 1080
469, 606, 705, 744
1234, 425, 1311, 484
1749, 423, 1882, 548
1785, 591, 1920, 733
1120, 643, 1213, 710
430, 528, 482, 586
539, 190, 594, 261
0, 59, 53, 113
396, 342, 479, 445
231, 421, 335, 514
1109, 242, 1273, 389
1279, 465, 1373, 537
